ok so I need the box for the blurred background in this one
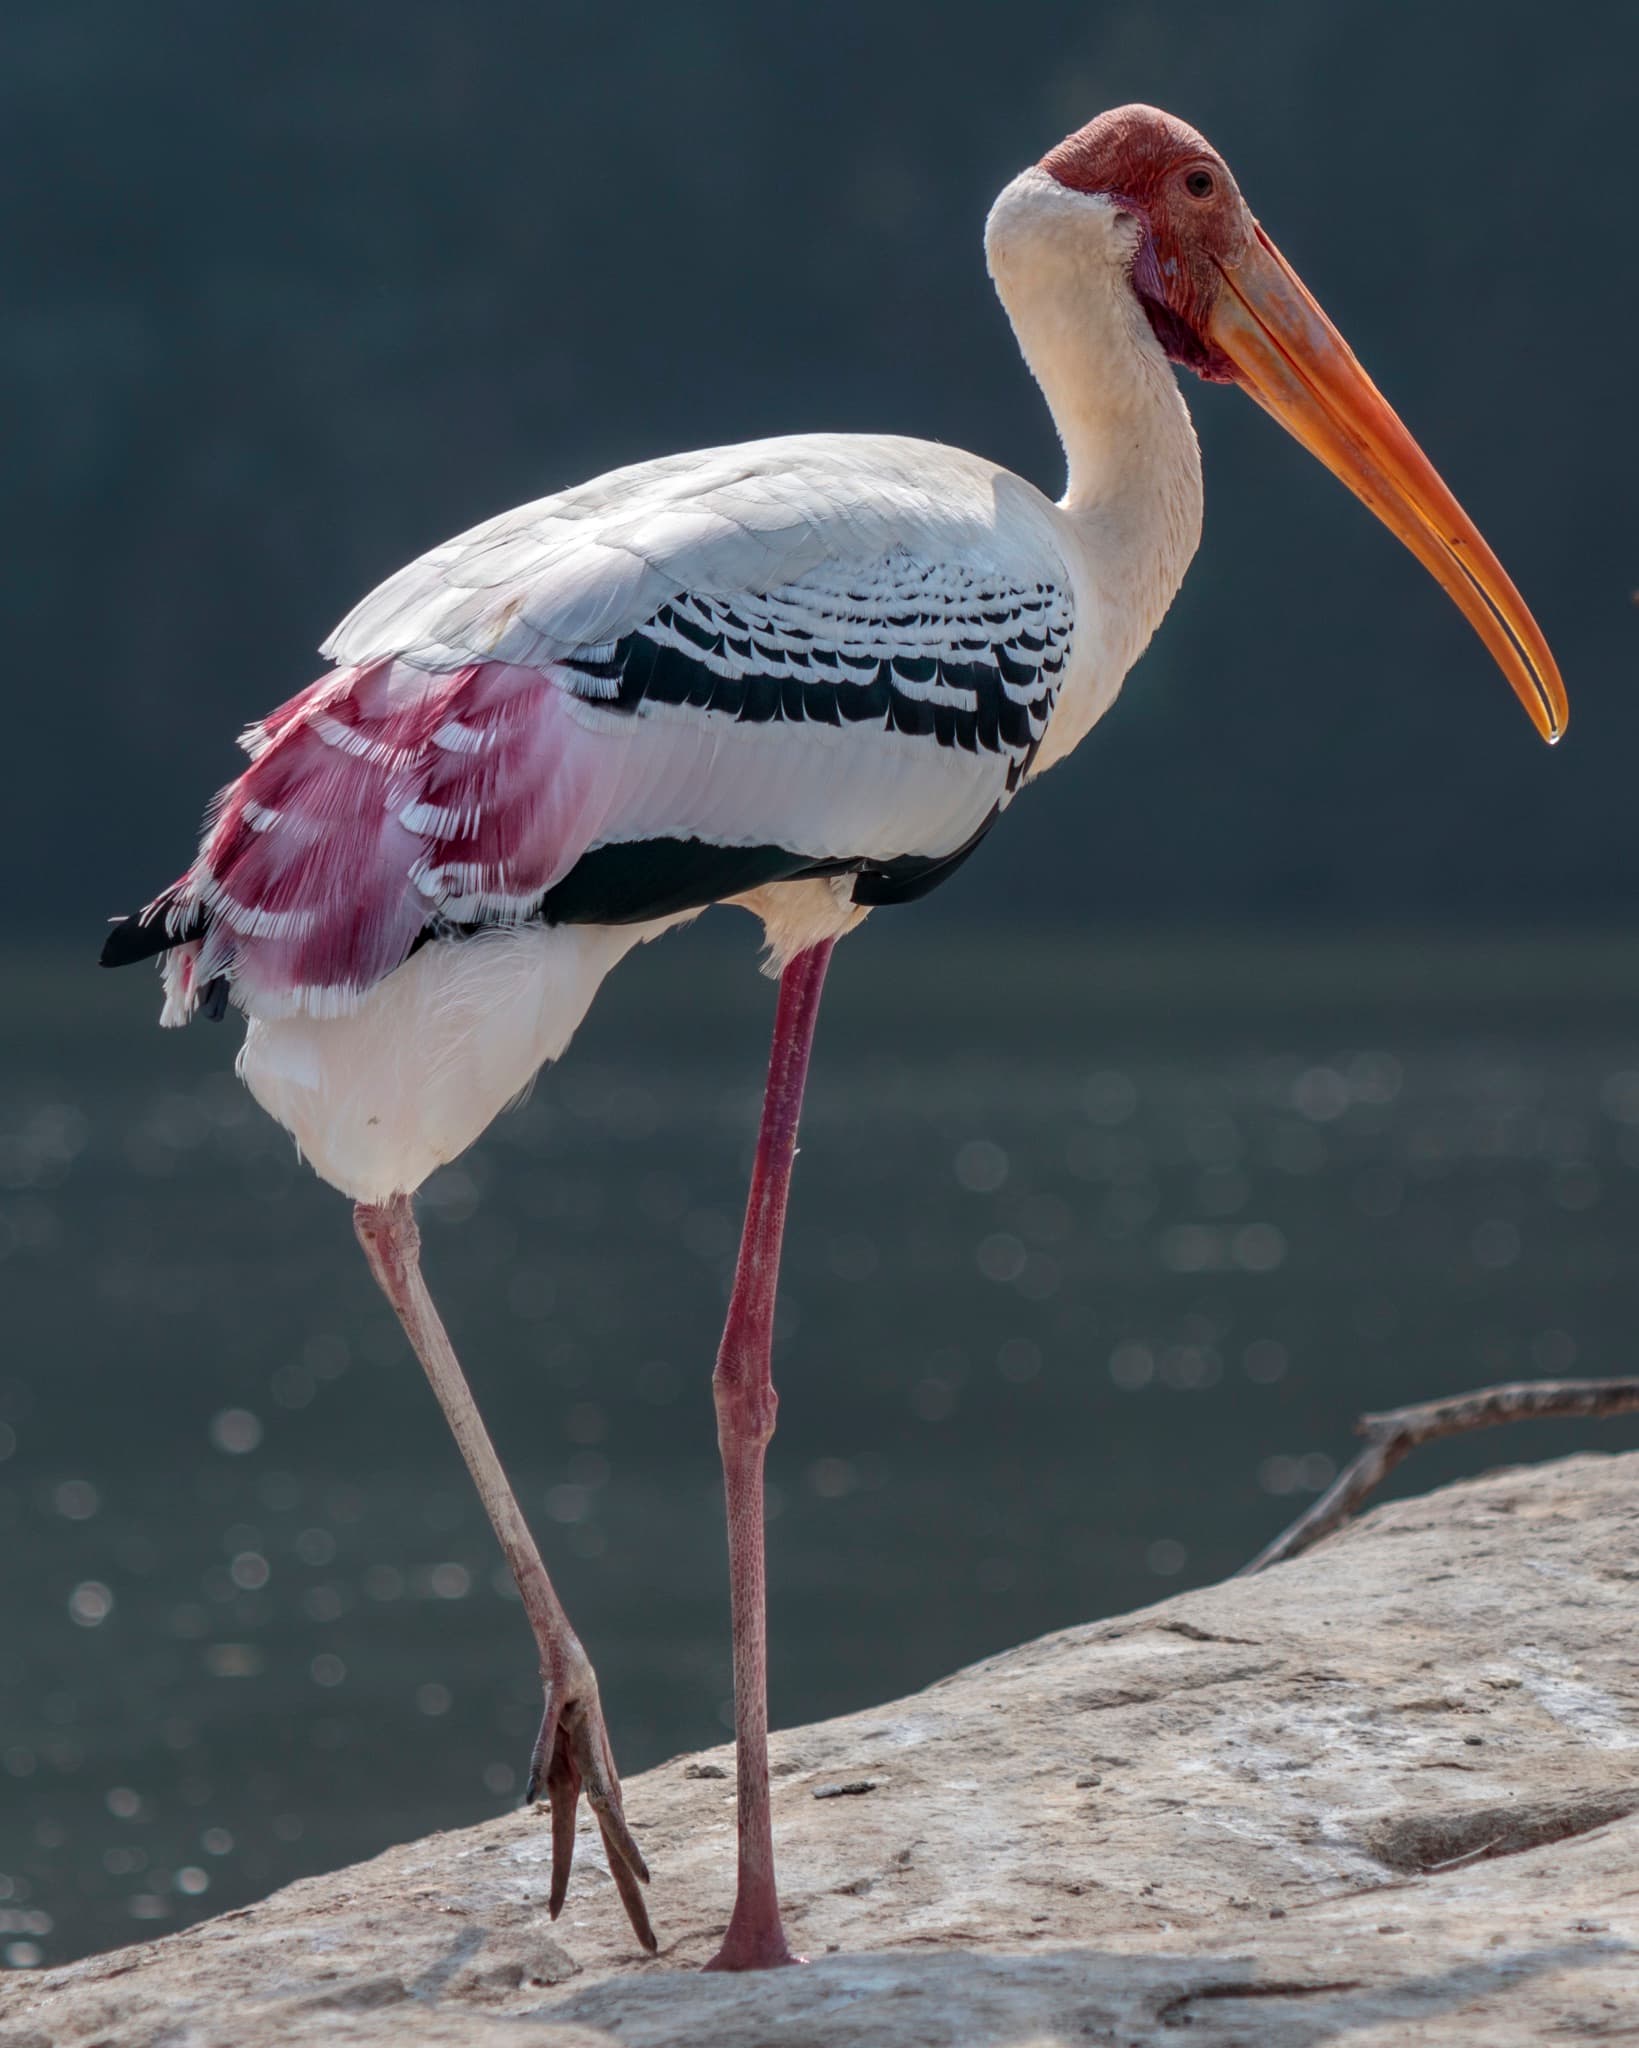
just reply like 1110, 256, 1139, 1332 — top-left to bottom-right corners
4, 0, 1637, 1973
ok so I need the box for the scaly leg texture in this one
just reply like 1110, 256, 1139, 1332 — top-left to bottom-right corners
705, 939, 835, 1972
354, 1193, 655, 1952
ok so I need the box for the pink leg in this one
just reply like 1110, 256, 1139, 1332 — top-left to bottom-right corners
704, 939, 835, 1972
354, 1194, 655, 1953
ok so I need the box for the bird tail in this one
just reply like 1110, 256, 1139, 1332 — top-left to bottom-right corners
100, 886, 224, 1025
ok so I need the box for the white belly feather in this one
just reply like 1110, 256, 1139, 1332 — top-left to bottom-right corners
233, 879, 864, 1204
237, 919, 676, 1202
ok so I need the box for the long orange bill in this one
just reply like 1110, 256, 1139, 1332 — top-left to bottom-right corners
1207, 225, 1567, 744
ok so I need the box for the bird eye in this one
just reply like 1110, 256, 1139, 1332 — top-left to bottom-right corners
1184, 168, 1216, 199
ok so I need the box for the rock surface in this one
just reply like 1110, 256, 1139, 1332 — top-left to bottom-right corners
5, 1452, 1638, 2047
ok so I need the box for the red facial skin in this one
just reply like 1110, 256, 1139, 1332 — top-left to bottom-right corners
1041, 104, 1254, 383
1040, 104, 1568, 747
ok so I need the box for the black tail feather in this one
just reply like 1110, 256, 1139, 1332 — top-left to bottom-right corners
99, 893, 204, 969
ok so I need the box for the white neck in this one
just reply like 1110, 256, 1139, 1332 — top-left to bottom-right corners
986, 168, 1204, 768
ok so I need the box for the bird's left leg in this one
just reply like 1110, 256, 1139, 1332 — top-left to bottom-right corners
705, 937, 835, 1972
353, 1193, 656, 1952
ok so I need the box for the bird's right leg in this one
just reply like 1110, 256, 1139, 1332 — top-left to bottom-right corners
353, 1193, 655, 1952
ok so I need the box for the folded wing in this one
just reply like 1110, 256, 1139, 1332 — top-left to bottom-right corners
103, 436, 1077, 1022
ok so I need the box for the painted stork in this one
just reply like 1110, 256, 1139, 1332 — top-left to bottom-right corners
102, 105, 1566, 1969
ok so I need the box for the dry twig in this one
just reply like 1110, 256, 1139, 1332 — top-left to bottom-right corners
1239, 1377, 1639, 1576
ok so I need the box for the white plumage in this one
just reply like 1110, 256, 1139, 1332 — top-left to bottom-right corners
323, 434, 1078, 673
238, 919, 680, 1202
134, 174, 1210, 1200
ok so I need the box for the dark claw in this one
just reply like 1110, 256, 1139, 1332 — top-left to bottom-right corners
602, 1816, 659, 1953
577, 1716, 652, 1887
526, 1709, 554, 1807
547, 1741, 579, 1919
527, 1683, 654, 1950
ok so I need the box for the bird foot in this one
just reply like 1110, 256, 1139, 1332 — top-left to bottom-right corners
703, 1932, 807, 1972
526, 1652, 657, 1953
702, 1888, 806, 1971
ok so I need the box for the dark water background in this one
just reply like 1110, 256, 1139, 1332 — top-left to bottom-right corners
11, 0, 1639, 941
5, 926, 1639, 1970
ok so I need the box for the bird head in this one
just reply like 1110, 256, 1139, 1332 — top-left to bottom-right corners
1039, 104, 1567, 745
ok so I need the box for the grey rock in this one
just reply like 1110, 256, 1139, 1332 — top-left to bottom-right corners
5, 1451, 1638, 2046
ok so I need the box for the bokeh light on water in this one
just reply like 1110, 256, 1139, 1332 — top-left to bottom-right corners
4, 929, 1639, 1967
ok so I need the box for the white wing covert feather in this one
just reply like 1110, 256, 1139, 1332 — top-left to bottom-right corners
132, 434, 1080, 1020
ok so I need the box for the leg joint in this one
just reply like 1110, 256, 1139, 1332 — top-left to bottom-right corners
354, 1193, 420, 1270
714, 1371, 779, 1449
